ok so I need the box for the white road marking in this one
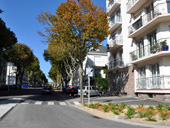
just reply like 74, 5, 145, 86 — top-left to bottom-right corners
112, 99, 147, 103
21, 100, 31, 104
35, 101, 42, 105
73, 101, 80, 105
48, 102, 54, 105
59, 102, 66, 105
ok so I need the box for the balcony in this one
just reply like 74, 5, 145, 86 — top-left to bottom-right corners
109, 16, 122, 33
130, 38, 170, 64
128, 2, 170, 38
109, 58, 124, 70
126, 0, 147, 14
107, 0, 121, 16
108, 36, 123, 53
136, 76, 170, 90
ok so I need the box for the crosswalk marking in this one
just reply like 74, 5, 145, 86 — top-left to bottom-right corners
73, 101, 80, 105
35, 101, 42, 105
20, 100, 80, 106
59, 102, 66, 105
21, 100, 31, 104
48, 102, 54, 105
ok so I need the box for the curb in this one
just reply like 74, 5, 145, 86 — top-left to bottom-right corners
0, 98, 22, 120
73, 105, 170, 128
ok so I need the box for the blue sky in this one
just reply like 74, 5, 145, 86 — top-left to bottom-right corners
0, 0, 107, 82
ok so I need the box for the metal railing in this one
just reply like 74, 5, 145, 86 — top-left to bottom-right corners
109, 15, 122, 28
136, 75, 170, 89
109, 58, 124, 70
107, 0, 121, 12
130, 38, 170, 61
128, 2, 169, 35
108, 36, 123, 48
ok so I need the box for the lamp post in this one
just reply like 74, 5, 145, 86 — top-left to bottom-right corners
86, 68, 93, 106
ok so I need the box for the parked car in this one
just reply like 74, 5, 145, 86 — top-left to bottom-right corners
42, 85, 54, 95
21, 84, 30, 88
68, 86, 80, 96
66, 86, 71, 94
62, 86, 69, 93
78, 86, 102, 97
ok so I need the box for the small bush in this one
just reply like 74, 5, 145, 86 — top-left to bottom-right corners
89, 103, 96, 108
84, 103, 88, 106
144, 109, 153, 117
138, 102, 144, 108
103, 105, 109, 113
125, 106, 135, 119
111, 105, 117, 111
137, 111, 145, 118
160, 111, 169, 120
156, 103, 164, 110
148, 105, 154, 110
107, 102, 113, 106
145, 115, 157, 122
112, 110, 120, 115
121, 102, 127, 109
164, 105, 170, 110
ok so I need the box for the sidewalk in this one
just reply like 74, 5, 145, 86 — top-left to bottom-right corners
0, 98, 21, 119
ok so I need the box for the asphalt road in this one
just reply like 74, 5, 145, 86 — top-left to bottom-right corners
0, 88, 151, 128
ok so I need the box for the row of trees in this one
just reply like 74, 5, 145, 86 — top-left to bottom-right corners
0, 9, 48, 87
37, 0, 109, 103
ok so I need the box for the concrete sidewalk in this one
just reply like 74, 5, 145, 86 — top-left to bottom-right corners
0, 98, 21, 119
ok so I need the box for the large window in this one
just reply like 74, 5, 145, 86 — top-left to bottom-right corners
138, 66, 146, 89
150, 63, 160, 88
137, 38, 144, 58
147, 31, 157, 53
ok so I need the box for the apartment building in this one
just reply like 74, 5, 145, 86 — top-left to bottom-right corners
106, 0, 134, 96
127, 0, 170, 102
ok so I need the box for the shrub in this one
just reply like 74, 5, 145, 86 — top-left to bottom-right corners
121, 102, 127, 109
156, 103, 164, 110
138, 102, 144, 108
89, 103, 96, 108
107, 102, 113, 106
148, 105, 154, 110
94, 103, 102, 108
144, 109, 154, 117
145, 115, 157, 122
125, 106, 135, 119
164, 105, 170, 110
111, 105, 117, 111
160, 111, 169, 120
84, 103, 88, 106
137, 111, 145, 118
103, 105, 109, 113
112, 110, 120, 115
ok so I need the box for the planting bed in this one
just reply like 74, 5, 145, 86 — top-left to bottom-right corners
79, 102, 170, 126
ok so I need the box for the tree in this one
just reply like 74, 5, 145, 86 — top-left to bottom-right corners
6, 43, 34, 86
37, 0, 109, 103
0, 10, 17, 77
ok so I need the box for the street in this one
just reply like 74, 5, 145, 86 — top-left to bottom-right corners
0, 88, 153, 128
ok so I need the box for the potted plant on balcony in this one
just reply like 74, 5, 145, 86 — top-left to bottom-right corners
160, 40, 168, 51
153, 42, 161, 52
130, 52, 138, 61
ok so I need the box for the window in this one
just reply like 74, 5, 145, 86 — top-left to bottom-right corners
137, 38, 144, 58
150, 63, 160, 88
167, 0, 170, 13
94, 56, 101, 65
138, 66, 146, 89
94, 68, 101, 77
147, 31, 157, 53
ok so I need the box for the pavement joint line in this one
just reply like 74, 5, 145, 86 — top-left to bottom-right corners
48, 102, 54, 105
73, 105, 170, 128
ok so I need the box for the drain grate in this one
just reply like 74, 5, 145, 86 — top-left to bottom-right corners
91, 115, 102, 119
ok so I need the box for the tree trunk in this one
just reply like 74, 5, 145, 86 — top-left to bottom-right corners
78, 62, 84, 104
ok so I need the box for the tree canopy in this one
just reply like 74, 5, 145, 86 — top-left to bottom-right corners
37, 0, 109, 103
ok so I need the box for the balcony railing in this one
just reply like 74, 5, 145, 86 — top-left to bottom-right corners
128, 2, 169, 35
109, 58, 124, 70
107, 0, 121, 12
109, 36, 123, 48
109, 15, 122, 28
130, 38, 170, 61
136, 76, 170, 90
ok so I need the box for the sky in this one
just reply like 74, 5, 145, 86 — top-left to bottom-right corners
0, 0, 107, 82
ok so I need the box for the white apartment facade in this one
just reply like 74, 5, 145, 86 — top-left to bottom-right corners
127, 0, 170, 102
106, 0, 134, 96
